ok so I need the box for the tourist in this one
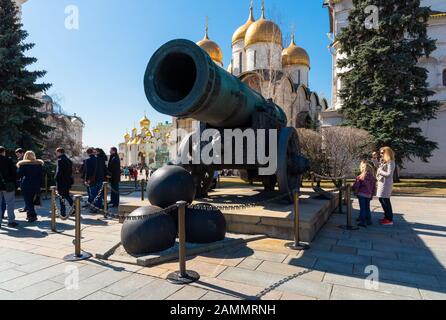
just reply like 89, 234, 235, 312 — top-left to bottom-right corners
17, 151, 44, 223
353, 160, 376, 228
107, 147, 121, 208
376, 147, 396, 226
94, 148, 107, 210
84, 148, 98, 212
14, 148, 27, 213
0, 147, 18, 228
55, 148, 74, 218
123, 167, 129, 180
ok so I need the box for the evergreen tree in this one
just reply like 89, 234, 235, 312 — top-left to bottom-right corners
0, 0, 52, 153
337, 0, 439, 168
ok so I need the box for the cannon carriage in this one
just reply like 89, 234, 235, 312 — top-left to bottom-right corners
144, 39, 309, 198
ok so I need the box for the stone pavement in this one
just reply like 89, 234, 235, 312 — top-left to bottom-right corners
0, 195, 445, 300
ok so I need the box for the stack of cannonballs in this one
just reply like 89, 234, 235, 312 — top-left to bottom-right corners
121, 165, 226, 255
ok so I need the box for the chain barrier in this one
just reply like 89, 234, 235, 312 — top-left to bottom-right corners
108, 180, 147, 196
51, 189, 75, 220
122, 204, 179, 222
255, 269, 312, 299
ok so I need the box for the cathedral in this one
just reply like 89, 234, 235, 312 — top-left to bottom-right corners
175, 1, 328, 133
118, 115, 174, 168
322, 0, 446, 177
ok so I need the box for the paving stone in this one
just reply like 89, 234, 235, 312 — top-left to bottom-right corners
371, 257, 444, 276
337, 239, 372, 250
256, 261, 324, 282
5, 280, 63, 300
82, 290, 122, 300
314, 259, 354, 275
331, 245, 357, 255
330, 285, 413, 300
190, 276, 282, 300
305, 250, 371, 265
103, 273, 156, 297
279, 292, 317, 300
0, 261, 18, 272
323, 273, 422, 299
283, 255, 317, 269
419, 288, 446, 300
15, 257, 63, 273
40, 269, 132, 300
0, 269, 27, 284
137, 267, 170, 278
200, 291, 241, 300
123, 279, 182, 300
218, 267, 284, 288
371, 268, 441, 289
279, 277, 333, 300
185, 261, 228, 278
397, 252, 443, 266
237, 248, 288, 263
51, 264, 106, 284
237, 258, 263, 270
357, 249, 398, 260
166, 285, 208, 300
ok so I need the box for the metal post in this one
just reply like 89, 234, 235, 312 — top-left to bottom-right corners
141, 179, 145, 201
50, 186, 57, 233
64, 196, 92, 261
285, 190, 310, 251
167, 201, 200, 285
103, 182, 109, 217
44, 174, 49, 200
338, 179, 344, 214
339, 184, 359, 231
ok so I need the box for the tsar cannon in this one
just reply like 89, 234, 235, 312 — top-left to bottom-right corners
144, 39, 309, 198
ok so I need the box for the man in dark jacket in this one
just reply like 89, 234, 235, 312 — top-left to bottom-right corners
84, 148, 99, 213
107, 147, 121, 207
0, 147, 18, 228
55, 148, 74, 218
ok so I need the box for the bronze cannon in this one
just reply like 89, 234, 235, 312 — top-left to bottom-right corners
144, 39, 309, 198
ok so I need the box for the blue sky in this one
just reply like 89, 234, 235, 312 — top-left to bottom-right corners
21, 0, 332, 151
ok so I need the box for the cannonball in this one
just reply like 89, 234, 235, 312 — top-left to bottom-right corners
184, 205, 226, 244
121, 205, 176, 255
147, 165, 195, 208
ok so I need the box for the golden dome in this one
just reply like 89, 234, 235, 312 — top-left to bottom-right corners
130, 137, 139, 145
139, 113, 150, 127
282, 34, 310, 68
245, 3, 282, 48
197, 19, 223, 65
124, 132, 130, 140
131, 127, 137, 133
232, 1, 255, 45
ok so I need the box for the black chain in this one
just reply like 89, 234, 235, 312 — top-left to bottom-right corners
255, 269, 312, 299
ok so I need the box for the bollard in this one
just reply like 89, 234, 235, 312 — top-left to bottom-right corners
141, 179, 145, 201
50, 186, 57, 233
63, 196, 92, 261
285, 190, 310, 251
103, 182, 109, 218
44, 174, 49, 200
167, 201, 200, 285
339, 184, 359, 231
338, 179, 344, 214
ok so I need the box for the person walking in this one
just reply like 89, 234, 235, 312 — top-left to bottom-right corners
84, 148, 99, 213
14, 148, 27, 213
353, 160, 376, 228
17, 151, 44, 223
376, 147, 396, 226
55, 148, 74, 218
0, 147, 18, 228
107, 147, 121, 208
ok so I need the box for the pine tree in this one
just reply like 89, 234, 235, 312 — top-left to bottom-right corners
0, 0, 52, 153
337, 0, 439, 168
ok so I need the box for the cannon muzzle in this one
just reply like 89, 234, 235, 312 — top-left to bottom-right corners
144, 39, 286, 128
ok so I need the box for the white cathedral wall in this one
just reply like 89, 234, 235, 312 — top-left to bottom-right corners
246, 43, 282, 71
232, 41, 245, 76
283, 66, 310, 87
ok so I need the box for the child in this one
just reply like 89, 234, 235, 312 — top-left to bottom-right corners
353, 160, 376, 228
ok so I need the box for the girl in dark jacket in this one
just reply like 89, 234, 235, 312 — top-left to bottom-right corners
17, 151, 44, 222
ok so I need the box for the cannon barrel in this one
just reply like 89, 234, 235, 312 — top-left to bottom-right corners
144, 39, 287, 128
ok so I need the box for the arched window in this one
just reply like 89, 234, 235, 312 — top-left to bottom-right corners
443, 69, 446, 86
